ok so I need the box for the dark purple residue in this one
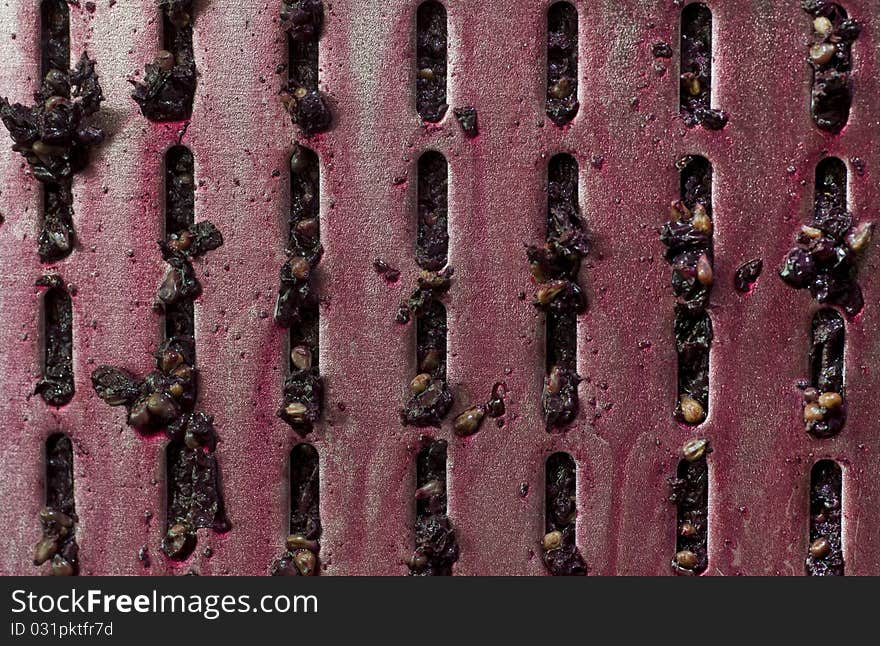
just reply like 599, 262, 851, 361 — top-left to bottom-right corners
669, 447, 710, 575
679, 4, 727, 130
409, 439, 459, 576
803, 1, 860, 133
271, 444, 322, 576
734, 259, 763, 293
1, 0, 104, 261
542, 452, 586, 575
275, 145, 324, 434
281, 0, 331, 135
779, 158, 871, 318
33, 434, 79, 576
131, 0, 197, 122
35, 277, 74, 407
416, 2, 448, 123
546, 3, 579, 126
806, 460, 844, 576
661, 157, 714, 425
528, 154, 587, 429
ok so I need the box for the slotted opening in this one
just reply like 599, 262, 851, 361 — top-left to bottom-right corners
165, 146, 195, 233
38, 284, 74, 407
37, 0, 74, 262
679, 4, 725, 129
163, 146, 196, 343
287, 2, 320, 93
40, 186, 74, 262
545, 154, 579, 373
417, 300, 447, 383
160, 0, 195, 120
546, 2, 579, 126
780, 156, 865, 316
131, 0, 197, 121
679, 3, 712, 113
416, 150, 449, 270
270, 443, 321, 576
671, 155, 713, 426
40, 0, 70, 83
280, 1, 330, 135
45, 433, 75, 518
164, 439, 229, 561
164, 442, 196, 562
287, 146, 321, 374
671, 455, 709, 575
162, 1, 186, 52
410, 439, 458, 575
542, 452, 586, 575
402, 151, 453, 428
161, 151, 192, 561
810, 310, 845, 393
815, 156, 847, 212
806, 460, 844, 576
805, 309, 846, 437
157, 144, 230, 561
278, 145, 324, 434
541, 153, 583, 429
674, 312, 711, 425
290, 443, 321, 539
804, 3, 858, 132
416, 1, 448, 122
37, 433, 79, 576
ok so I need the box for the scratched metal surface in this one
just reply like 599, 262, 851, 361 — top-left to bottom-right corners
1, 0, 879, 576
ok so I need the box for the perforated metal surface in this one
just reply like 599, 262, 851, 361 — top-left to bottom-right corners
1, 0, 880, 576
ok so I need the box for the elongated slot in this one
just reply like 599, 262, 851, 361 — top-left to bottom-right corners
409, 439, 458, 575
816, 156, 847, 212
164, 439, 229, 561
542, 452, 586, 575
35, 433, 78, 575
38, 284, 74, 407
546, 2, 579, 125
416, 2, 448, 122
539, 154, 584, 429
38, 1, 74, 262
270, 444, 321, 575
162, 0, 195, 120
670, 456, 709, 575
158, 145, 229, 561
805, 309, 846, 437
288, 146, 320, 373
278, 146, 324, 433
680, 4, 726, 129
416, 151, 449, 270
45, 433, 75, 520
402, 152, 453, 428
131, 0, 197, 121
806, 460, 844, 576
41, 0, 70, 84
780, 157, 866, 317
164, 146, 196, 342
163, 1, 192, 54
663, 156, 713, 426
290, 444, 321, 538
288, 4, 319, 92
281, 1, 330, 134
804, 3, 859, 132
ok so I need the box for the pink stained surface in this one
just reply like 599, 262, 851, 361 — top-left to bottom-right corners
1, 0, 879, 576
